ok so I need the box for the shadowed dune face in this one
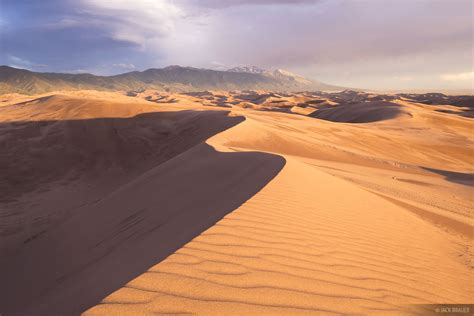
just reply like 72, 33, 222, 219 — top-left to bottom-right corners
0, 95, 252, 248
0, 104, 286, 315
309, 101, 409, 123
0, 110, 243, 202
0, 95, 252, 250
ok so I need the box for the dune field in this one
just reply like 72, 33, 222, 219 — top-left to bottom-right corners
0, 90, 472, 315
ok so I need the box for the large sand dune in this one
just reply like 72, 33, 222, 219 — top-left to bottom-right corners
0, 90, 472, 315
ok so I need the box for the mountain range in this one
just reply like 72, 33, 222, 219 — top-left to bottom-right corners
0, 65, 343, 95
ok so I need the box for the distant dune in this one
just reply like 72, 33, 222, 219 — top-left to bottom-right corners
309, 101, 410, 123
0, 90, 472, 315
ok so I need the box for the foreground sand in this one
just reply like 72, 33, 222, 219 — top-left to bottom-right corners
0, 90, 472, 315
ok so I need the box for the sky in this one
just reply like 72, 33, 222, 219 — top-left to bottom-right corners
0, 0, 473, 90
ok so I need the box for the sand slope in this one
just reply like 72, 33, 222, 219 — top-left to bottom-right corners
86, 95, 473, 315
0, 93, 285, 315
87, 158, 472, 315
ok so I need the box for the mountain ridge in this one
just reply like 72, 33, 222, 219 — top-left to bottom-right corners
0, 65, 344, 95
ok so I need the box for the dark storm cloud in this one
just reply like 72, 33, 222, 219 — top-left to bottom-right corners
0, 0, 160, 73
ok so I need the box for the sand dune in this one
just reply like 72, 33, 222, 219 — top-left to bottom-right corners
0, 90, 472, 315
87, 158, 472, 315
87, 92, 473, 315
309, 101, 410, 123
1, 95, 267, 252
0, 93, 285, 315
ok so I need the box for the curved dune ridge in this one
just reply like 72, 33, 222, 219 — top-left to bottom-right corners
88, 160, 472, 315
0, 90, 472, 315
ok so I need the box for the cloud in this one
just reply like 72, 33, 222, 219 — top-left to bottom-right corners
79, 0, 184, 47
9, 56, 30, 64
208, 61, 229, 70
197, 0, 472, 67
185, 0, 321, 9
441, 72, 474, 82
0, 0, 187, 74
113, 63, 136, 70
64, 69, 89, 74
393, 76, 414, 82
6, 55, 48, 70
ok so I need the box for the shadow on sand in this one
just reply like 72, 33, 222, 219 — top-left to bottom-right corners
309, 101, 409, 123
422, 167, 474, 187
0, 111, 286, 316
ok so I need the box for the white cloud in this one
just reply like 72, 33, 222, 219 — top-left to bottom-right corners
8, 64, 28, 70
113, 63, 136, 69
393, 76, 414, 82
8, 55, 47, 69
209, 61, 228, 70
440, 72, 474, 82
80, 0, 184, 47
184, 0, 321, 9
10, 56, 29, 64
65, 69, 89, 74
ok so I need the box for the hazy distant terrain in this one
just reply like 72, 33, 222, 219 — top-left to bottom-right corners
0, 66, 343, 95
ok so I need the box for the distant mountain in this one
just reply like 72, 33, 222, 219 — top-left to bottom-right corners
0, 65, 343, 95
